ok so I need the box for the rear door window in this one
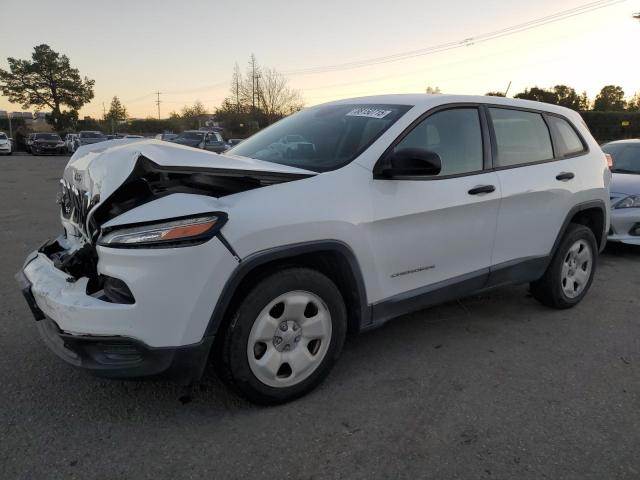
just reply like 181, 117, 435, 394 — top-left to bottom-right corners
489, 108, 553, 167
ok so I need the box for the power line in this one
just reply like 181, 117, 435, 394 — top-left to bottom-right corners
282, 0, 627, 75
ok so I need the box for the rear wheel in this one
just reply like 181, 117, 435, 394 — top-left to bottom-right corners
218, 268, 347, 405
531, 223, 597, 309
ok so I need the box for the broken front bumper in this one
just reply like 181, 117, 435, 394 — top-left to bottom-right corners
16, 234, 239, 382
17, 276, 212, 383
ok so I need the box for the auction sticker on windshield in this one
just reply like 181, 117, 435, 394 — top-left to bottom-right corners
346, 107, 392, 119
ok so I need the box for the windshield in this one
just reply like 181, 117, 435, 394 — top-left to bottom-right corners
35, 133, 61, 141
602, 143, 640, 174
228, 104, 412, 172
0, 133, 6, 140
177, 131, 205, 140
80, 131, 105, 138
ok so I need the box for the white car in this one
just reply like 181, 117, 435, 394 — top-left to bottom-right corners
0, 132, 11, 155
602, 139, 640, 245
17, 95, 610, 404
64, 133, 78, 153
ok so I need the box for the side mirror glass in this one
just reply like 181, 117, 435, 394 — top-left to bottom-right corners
380, 148, 442, 177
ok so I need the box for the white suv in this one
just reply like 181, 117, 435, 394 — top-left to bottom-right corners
17, 95, 610, 404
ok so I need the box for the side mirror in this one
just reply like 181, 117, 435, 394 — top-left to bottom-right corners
378, 148, 442, 178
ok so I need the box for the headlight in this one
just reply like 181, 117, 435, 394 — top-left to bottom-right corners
615, 195, 640, 209
98, 213, 226, 248
57, 141, 65, 147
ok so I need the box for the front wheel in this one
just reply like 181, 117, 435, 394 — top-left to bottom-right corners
531, 223, 597, 309
217, 268, 347, 405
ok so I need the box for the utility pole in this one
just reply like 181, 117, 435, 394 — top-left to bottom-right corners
155, 91, 162, 120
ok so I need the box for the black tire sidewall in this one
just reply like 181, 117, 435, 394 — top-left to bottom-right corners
549, 224, 598, 306
223, 268, 347, 404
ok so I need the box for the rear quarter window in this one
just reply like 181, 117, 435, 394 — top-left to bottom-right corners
546, 116, 586, 157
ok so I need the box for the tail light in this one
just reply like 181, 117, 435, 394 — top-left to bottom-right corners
604, 153, 613, 169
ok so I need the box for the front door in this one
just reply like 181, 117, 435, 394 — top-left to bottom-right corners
366, 106, 500, 305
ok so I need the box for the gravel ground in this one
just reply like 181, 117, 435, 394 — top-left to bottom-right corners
1, 154, 639, 479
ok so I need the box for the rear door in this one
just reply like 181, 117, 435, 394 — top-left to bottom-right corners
488, 107, 588, 272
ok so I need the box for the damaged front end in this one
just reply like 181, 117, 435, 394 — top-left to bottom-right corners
46, 147, 315, 302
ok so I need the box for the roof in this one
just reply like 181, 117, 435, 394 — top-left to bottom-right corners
320, 93, 582, 119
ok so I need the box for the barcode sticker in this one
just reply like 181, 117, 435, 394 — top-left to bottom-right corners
346, 107, 392, 119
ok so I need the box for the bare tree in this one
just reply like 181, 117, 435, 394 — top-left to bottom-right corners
258, 68, 304, 123
242, 54, 261, 112
230, 63, 242, 113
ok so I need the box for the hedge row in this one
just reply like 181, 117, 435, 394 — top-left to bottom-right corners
580, 112, 640, 143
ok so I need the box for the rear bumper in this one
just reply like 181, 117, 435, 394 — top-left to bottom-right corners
16, 267, 214, 384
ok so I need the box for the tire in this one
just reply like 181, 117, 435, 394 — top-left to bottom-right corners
531, 223, 597, 309
217, 268, 347, 405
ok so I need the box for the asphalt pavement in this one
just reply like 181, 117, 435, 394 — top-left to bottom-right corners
1, 154, 639, 479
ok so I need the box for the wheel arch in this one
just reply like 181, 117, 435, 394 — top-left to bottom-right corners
552, 200, 607, 257
204, 240, 371, 341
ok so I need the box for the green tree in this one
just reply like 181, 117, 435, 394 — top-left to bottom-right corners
0, 44, 95, 131
104, 96, 128, 133
627, 92, 640, 112
514, 87, 559, 104
593, 85, 626, 111
484, 91, 506, 97
180, 101, 209, 129
552, 85, 589, 110
181, 101, 208, 118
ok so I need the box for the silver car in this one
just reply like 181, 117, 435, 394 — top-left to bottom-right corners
602, 140, 640, 245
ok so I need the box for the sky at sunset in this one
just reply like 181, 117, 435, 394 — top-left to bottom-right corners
1, 0, 639, 119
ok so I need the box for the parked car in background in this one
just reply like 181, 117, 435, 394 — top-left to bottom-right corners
170, 130, 228, 152
77, 131, 107, 148
65, 134, 78, 153
30, 133, 66, 155
26, 133, 36, 153
203, 131, 229, 153
602, 139, 640, 245
17, 95, 610, 404
155, 133, 179, 141
105, 134, 145, 140
170, 130, 208, 149
0, 132, 12, 155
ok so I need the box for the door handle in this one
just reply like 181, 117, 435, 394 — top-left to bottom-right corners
468, 185, 496, 195
556, 172, 575, 181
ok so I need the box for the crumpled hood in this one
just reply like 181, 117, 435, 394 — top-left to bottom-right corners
65, 139, 315, 204
610, 173, 640, 196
